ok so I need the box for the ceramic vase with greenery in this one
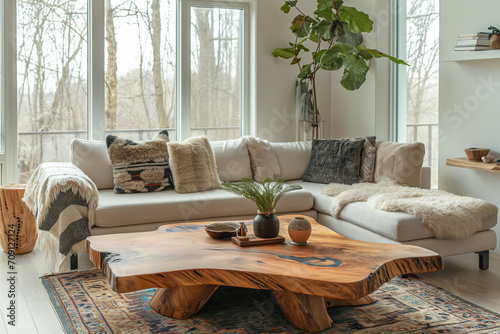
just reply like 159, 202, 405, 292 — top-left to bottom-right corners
272, 0, 408, 139
220, 178, 302, 238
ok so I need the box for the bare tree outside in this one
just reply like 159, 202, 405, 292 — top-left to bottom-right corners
17, 0, 88, 183
17, 0, 245, 182
404, 0, 439, 187
191, 7, 241, 140
104, 0, 176, 134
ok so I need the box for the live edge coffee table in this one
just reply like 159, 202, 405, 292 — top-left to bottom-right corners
87, 215, 443, 333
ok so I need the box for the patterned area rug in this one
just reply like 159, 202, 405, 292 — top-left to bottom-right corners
42, 270, 500, 333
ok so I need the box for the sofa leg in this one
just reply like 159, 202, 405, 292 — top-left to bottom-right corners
475, 250, 489, 270
70, 254, 78, 270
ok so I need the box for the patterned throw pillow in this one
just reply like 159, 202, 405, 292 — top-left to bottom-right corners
302, 138, 365, 185
106, 130, 174, 194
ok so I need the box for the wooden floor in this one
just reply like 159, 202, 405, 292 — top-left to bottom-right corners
1, 248, 499, 334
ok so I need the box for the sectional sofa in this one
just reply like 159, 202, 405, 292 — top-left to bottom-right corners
62, 136, 497, 271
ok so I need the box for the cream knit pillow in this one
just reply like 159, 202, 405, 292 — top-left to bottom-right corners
167, 136, 221, 193
374, 141, 425, 187
244, 136, 281, 182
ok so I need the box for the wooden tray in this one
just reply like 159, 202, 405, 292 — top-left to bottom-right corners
232, 234, 285, 247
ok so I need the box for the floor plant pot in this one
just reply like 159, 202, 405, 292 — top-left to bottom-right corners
253, 211, 280, 238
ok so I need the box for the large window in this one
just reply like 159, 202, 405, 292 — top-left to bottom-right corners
17, 0, 88, 182
189, 6, 244, 139
12, 0, 248, 183
397, 0, 439, 188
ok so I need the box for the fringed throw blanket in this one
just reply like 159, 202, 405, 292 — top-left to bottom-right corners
23, 162, 99, 271
322, 180, 498, 240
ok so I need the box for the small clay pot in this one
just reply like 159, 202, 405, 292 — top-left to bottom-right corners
288, 216, 311, 244
490, 35, 500, 49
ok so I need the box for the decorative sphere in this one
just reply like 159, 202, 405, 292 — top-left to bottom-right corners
288, 217, 311, 244
288, 216, 311, 230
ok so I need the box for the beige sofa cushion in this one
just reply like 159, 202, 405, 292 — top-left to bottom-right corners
95, 188, 314, 228
270, 141, 312, 180
211, 138, 253, 182
374, 141, 425, 187
71, 139, 114, 189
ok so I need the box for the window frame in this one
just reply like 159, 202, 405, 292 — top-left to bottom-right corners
1, 0, 17, 184
178, 0, 250, 141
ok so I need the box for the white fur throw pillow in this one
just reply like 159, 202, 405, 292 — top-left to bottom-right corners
244, 136, 281, 182
167, 136, 221, 193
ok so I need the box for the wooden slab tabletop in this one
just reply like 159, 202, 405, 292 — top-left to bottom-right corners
87, 215, 443, 300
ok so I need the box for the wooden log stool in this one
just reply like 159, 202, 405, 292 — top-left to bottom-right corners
0, 184, 37, 254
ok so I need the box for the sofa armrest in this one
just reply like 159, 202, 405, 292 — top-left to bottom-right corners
420, 166, 431, 189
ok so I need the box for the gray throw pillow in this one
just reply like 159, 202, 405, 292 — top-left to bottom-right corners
303, 139, 365, 185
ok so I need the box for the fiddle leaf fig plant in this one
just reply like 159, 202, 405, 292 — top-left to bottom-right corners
272, 0, 408, 138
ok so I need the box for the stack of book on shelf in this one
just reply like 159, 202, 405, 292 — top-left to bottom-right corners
455, 33, 491, 52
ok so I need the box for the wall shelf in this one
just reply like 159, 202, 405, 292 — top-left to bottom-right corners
441, 50, 500, 62
446, 157, 500, 173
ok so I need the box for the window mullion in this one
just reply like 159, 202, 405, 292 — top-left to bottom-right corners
1, 0, 18, 183
88, 0, 105, 141
177, 0, 191, 141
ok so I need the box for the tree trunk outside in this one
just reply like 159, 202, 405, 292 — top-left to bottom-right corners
151, 0, 167, 128
105, 0, 118, 130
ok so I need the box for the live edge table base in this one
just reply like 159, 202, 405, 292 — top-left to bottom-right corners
148, 284, 376, 332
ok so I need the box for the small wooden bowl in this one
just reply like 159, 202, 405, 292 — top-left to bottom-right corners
205, 222, 239, 239
465, 148, 490, 162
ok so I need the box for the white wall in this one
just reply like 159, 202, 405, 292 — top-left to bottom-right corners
253, 0, 331, 142
439, 0, 500, 254
330, 0, 394, 140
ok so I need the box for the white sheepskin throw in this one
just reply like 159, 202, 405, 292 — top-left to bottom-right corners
322, 180, 498, 240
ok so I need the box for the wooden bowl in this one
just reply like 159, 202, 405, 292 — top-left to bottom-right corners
205, 222, 239, 239
465, 148, 490, 162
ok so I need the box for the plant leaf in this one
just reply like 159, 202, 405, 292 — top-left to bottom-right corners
343, 55, 369, 74
338, 22, 363, 46
321, 43, 354, 62
272, 47, 295, 59
314, 8, 335, 22
316, 0, 333, 12
338, 6, 373, 34
314, 49, 327, 63
298, 63, 312, 79
340, 70, 367, 90
312, 20, 335, 39
309, 32, 320, 43
291, 15, 312, 38
320, 58, 343, 71
281, 0, 298, 13
362, 48, 409, 65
